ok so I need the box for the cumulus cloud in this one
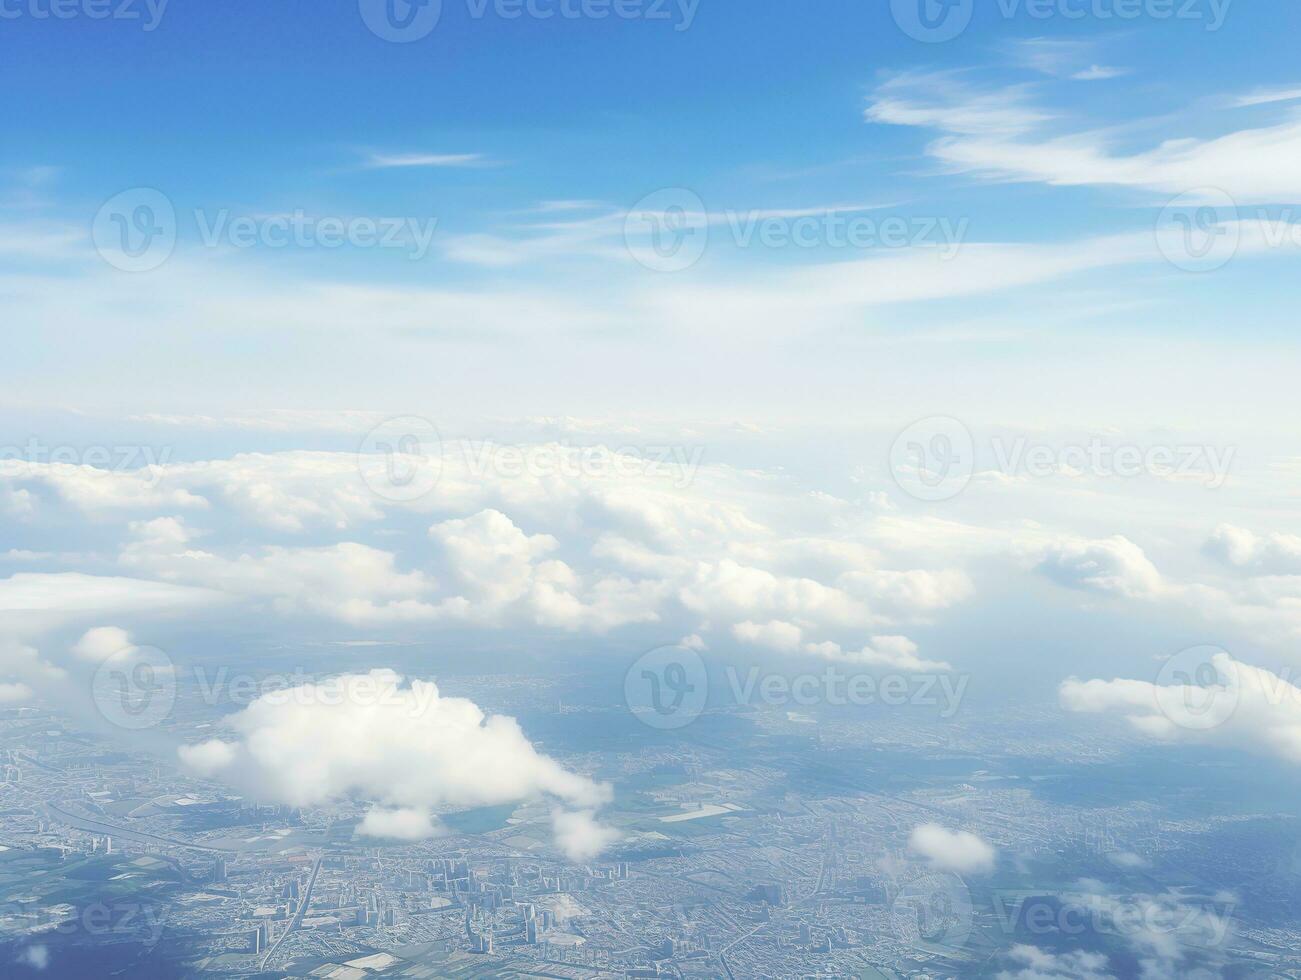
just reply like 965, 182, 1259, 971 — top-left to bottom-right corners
0, 681, 33, 703
732, 620, 950, 671
121, 519, 444, 626
0, 458, 206, 513
358, 807, 439, 841
731, 618, 804, 653
551, 807, 621, 863
1023, 884, 1235, 977
1205, 524, 1301, 574
1036, 536, 1164, 599
0, 483, 35, 520
176, 738, 239, 776
178, 669, 615, 860
838, 567, 973, 617
809, 635, 951, 672
16, 944, 51, 970
4, 439, 990, 658
915, 817, 993, 869
1061, 651, 1301, 762
71, 626, 135, 662
996, 945, 1111, 980
429, 509, 663, 632
908, 823, 997, 873
0, 638, 66, 689
681, 559, 877, 629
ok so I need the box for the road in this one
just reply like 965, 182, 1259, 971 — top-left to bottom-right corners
261, 854, 322, 968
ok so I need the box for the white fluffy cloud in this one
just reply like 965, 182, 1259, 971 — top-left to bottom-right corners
71, 626, 135, 662
176, 738, 238, 775
121, 518, 444, 626
908, 823, 997, 874
0, 438, 996, 656
0, 638, 65, 690
1205, 523, 1301, 574
731, 619, 805, 653
178, 669, 615, 860
429, 509, 662, 632
0, 681, 33, 703
0, 572, 221, 619
1061, 652, 1301, 762
731, 620, 951, 671
1035, 536, 1164, 599
358, 807, 439, 841
996, 945, 1111, 980
551, 808, 622, 863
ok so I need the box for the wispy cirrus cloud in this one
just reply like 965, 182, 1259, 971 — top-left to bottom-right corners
1229, 85, 1301, 108
1009, 38, 1129, 81
867, 70, 1301, 203
361, 151, 491, 169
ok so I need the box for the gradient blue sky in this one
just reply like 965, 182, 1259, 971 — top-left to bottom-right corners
3, 0, 1300, 426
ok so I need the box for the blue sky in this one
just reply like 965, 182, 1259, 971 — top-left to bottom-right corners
2, 0, 1300, 426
